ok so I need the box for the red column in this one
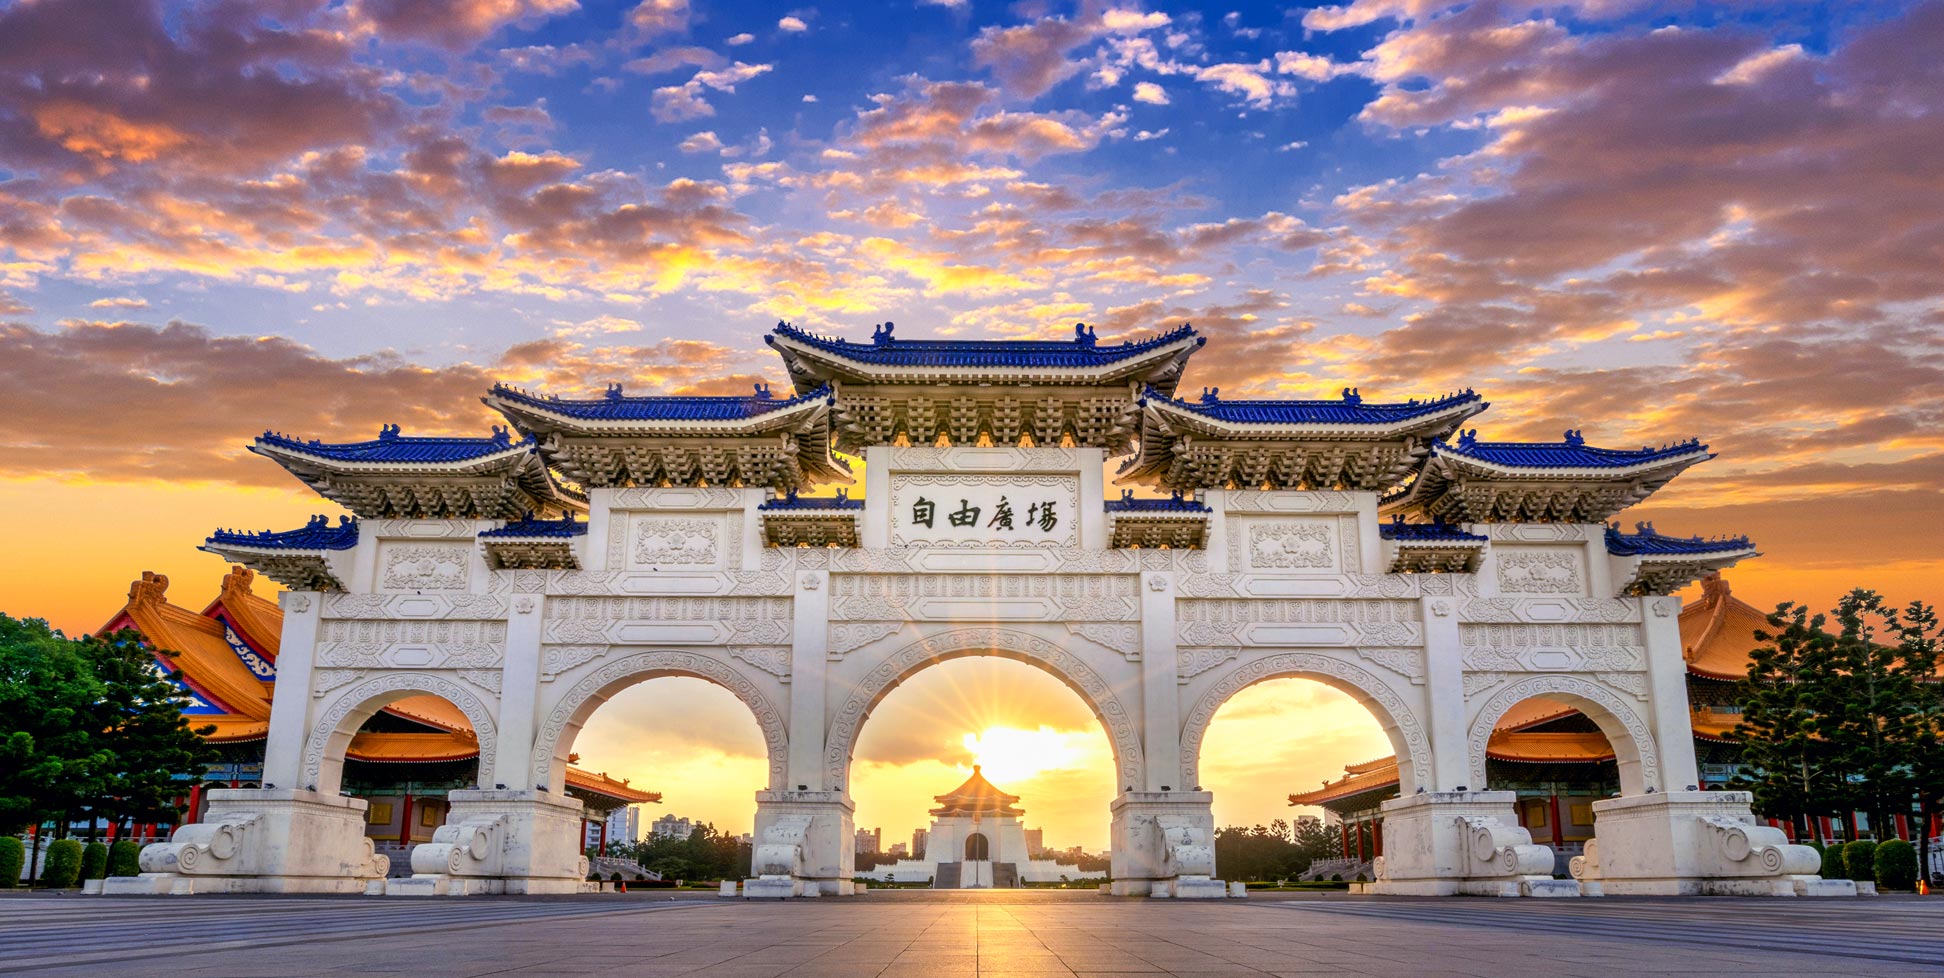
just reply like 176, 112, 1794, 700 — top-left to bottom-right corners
186, 784, 204, 826
1355, 821, 1365, 862
1819, 816, 1834, 844
1373, 820, 1383, 858
598, 818, 609, 857
1340, 822, 1350, 859
1896, 815, 1909, 841
397, 794, 414, 845
1549, 795, 1565, 849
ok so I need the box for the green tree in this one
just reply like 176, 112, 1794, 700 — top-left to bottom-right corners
1817, 592, 1926, 841
0, 616, 111, 879
77, 629, 220, 833
1733, 603, 1849, 837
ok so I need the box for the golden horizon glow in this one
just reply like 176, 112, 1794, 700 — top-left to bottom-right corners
959, 725, 1091, 786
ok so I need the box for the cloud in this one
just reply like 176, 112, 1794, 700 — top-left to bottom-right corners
651, 62, 774, 121
89, 296, 149, 309
777, 15, 808, 33
726, 32, 755, 45
1132, 81, 1170, 105
625, 0, 691, 40
351, 0, 581, 50
678, 131, 724, 154
970, 9, 1172, 98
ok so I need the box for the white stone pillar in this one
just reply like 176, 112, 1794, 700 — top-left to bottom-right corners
262, 592, 322, 789
1140, 571, 1178, 792
787, 569, 829, 790
861, 446, 891, 548
1420, 595, 1469, 792
1078, 447, 1106, 548
1639, 595, 1699, 793
492, 588, 544, 790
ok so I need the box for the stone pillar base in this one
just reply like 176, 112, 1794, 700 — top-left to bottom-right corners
401, 788, 589, 894
1108, 791, 1226, 899
1371, 791, 1565, 897
1572, 791, 1854, 897
104, 788, 386, 895
749, 790, 854, 896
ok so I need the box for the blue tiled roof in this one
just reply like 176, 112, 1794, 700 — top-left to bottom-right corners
759, 489, 862, 510
480, 514, 588, 538
256, 425, 527, 463
1141, 386, 1484, 425
1380, 517, 1487, 542
1440, 429, 1707, 468
1104, 490, 1210, 513
490, 381, 833, 421
1605, 522, 1753, 556
768, 321, 1204, 369
207, 515, 358, 551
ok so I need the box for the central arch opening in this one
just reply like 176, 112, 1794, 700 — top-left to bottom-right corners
1198, 678, 1395, 884
567, 676, 771, 885
846, 656, 1114, 888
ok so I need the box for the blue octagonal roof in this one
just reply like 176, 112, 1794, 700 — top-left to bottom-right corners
1379, 517, 1487, 542
207, 515, 359, 551
1605, 522, 1753, 556
489, 382, 832, 422
769, 321, 1203, 369
1142, 385, 1483, 425
480, 514, 588, 538
759, 489, 863, 510
1104, 490, 1210, 513
256, 425, 527, 463
1440, 429, 1708, 469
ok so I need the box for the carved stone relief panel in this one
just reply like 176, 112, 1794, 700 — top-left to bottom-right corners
829, 574, 1137, 621
1459, 622, 1645, 672
376, 541, 472, 593
1176, 599, 1420, 648
317, 619, 506, 668
1493, 545, 1588, 597
542, 596, 792, 646
626, 515, 726, 571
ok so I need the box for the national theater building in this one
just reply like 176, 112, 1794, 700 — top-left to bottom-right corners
98, 567, 657, 860
104, 321, 1858, 898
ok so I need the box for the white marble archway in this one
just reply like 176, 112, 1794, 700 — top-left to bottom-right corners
1466, 675, 1662, 796
302, 673, 498, 795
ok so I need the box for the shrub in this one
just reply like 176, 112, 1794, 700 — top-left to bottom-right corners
1875, 840, 1918, 892
108, 840, 141, 877
1819, 843, 1845, 880
1842, 840, 1878, 883
80, 842, 108, 881
41, 839, 83, 888
0, 837, 23, 888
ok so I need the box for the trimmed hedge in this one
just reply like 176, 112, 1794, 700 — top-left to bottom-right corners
1819, 843, 1845, 880
41, 839, 83, 888
1875, 840, 1918, 892
80, 842, 108, 881
0, 836, 23, 888
1842, 840, 1878, 883
108, 840, 142, 878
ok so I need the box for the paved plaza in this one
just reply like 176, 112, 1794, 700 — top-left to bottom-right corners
3, 892, 1939, 978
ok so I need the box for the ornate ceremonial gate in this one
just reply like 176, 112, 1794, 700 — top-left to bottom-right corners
115, 323, 1849, 898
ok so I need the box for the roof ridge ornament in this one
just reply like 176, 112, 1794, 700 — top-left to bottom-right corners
1564, 428, 1585, 446
1200, 386, 1220, 404
1456, 428, 1478, 449
378, 423, 400, 442
604, 383, 624, 401
871, 321, 895, 345
1342, 387, 1361, 405
753, 382, 772, 400
1074, 322, 1097, 348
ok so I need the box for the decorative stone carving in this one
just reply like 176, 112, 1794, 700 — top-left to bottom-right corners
316, 619, 507, 669
534, 650, 789, 792
1460, 623, 1644, 672
1463, 671, 1510, 696
1468, 676, 1660, 793
457, 669, 504, 695
800, 571, 823, 591
609, 487, 747, 510
1247, 522, 1335, 570
1597, 671, 1651, 699
514, 595, 536, 615
830, 574, 1137, 622
311, 669, 367, 698
284, 594, 311, 613
540, 645, 608, 680
303, 674, 496, 791
1176, 599, 1421, 647
1495, 549, 1583, 595
1179, 653, 1431, 792
1356, 647, 1426, 683
731, 646, 793, 680
827, 622, 903, 659
632, 518, 720, 567
380, 544, 470, 592
1067, 622, 1141, 660
824, 628, 1145, 790
1176, 647, 1240, 682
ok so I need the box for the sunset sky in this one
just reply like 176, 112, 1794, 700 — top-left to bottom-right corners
3, 0, 1942, 849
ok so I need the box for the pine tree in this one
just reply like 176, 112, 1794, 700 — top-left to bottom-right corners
78, 629, 221, 831
1734, 603, 1848, 836
1819, 592, 1927, 842
0, 616, 109, 877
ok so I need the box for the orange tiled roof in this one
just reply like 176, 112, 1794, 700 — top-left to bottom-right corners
1288, 756, 1400, 807
202, 566, 284, 660
1484, 730, 1616, 764
566, 767, 663, 804
347, 731, 479, 762
1680, 574, 1773, 681
104, 572, 274, 723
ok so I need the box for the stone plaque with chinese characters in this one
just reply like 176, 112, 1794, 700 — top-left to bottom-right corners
889, 474, 1080, 548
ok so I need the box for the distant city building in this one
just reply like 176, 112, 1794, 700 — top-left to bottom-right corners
651, 814, 694, 840
606, 805, 642, 845
855, 827, 882, 854
889, 842, 907, 858
911, 828, 928, 859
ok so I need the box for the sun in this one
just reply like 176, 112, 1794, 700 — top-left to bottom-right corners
961, 725, 1088, 785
